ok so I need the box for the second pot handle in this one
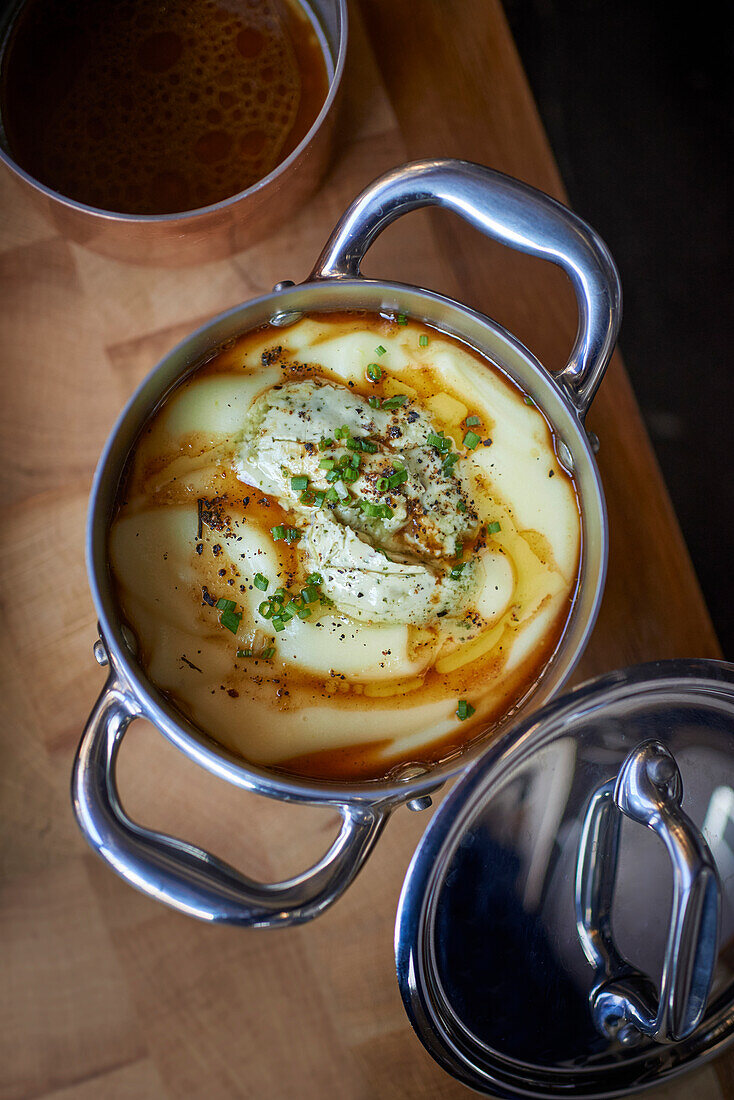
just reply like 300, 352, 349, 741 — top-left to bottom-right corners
311, 158, 621, 419
72, 677, 390, 927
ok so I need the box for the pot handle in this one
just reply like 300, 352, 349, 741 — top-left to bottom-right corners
72, 676, 390, 926
311, 158, 621, 418
575, 740, 721, 1045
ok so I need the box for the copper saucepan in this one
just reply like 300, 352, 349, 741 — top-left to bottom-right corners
0, 0, 347, 265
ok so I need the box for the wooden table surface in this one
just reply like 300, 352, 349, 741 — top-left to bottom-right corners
1, 2, 729, 1098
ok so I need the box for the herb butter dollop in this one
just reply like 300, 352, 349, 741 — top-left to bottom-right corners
235, 380, 479, 625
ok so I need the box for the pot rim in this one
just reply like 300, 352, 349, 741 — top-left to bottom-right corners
0, 0, 348, 225
87, 277, 608, 807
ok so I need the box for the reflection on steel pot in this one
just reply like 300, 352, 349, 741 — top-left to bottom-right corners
72, 158, 621, 926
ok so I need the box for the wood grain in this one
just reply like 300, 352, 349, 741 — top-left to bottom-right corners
0, 1, 726, 1098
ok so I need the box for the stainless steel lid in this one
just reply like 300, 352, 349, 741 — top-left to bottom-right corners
395, 659, 734, 1098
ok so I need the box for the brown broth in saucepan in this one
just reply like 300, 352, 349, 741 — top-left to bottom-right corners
1, 0, 329, 214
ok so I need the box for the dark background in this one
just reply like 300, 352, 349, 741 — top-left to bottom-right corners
503, 0, 733, 656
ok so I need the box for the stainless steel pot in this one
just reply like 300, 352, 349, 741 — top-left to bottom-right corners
72, 159, 621, 926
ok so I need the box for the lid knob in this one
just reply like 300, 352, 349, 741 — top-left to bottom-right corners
576, 739, 721, 1045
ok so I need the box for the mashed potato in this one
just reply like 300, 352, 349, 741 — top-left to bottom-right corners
109, 312, 580, 780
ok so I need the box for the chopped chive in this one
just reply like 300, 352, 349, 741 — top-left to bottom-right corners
375, 344, 387, 356
396, 313, 408, 325
455, 540, 464, 559
258, 600, 274, 620
237, 649, 253, 658
456, 699, 475, 721
457, 501, 467, 513
388, 469, 408, 488
216, 598, 236, 612
427, 431, 451, 452
271, 525, 286, 541
378, 504, 393, 519
319, 458, 336, 470
450, 564, 465, 579
297, 607, 312, 620
381, 394, 409, 410
487, 521, 501, 535
366, 363, 382, 382
301, 585, 319, 604
272, 617, 286, 632
307, 572, 323, 585
360, 439, 378, 453
368, 396, 380, 409
360, 500, 381, 517
290, 475, 308, 491
524, 396, 535, 406
350, 453, 361, 468
313, 490, 326, 509
325, 468, 341, 483
284, 527, 302, 543
319, 437, 334, 450
299, 489, 316, 505
419, 333, 429, 347
463, 430, 481, 449
262, 647, 275, 659
376, 477, 390, 492
253, 573, 269, 591
345, 436, 360, 451
325, 487, 339, 503
220, 609, 241, 634
342, 467, 359, 483
271, 590, 286, 606
333, 427, 345, 440
466, 415, 481, 426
